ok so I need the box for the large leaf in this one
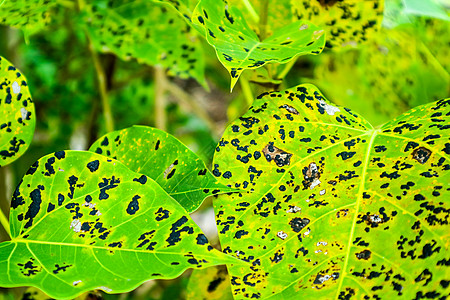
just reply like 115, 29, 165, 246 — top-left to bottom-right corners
89, 126, 236, 213
212, 84, 449, 299
82, 0, 206, 86
0, 0, 57, 35
0, 56, 36, 167
291, 0, 385, 49
191, 0, 325, 90
0, 151, 240, 298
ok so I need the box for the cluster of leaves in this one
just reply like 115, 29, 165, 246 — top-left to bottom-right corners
0, 0, 449, 299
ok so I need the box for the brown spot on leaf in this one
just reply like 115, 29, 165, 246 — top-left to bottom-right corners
412, 147, 431, 164
262, 143, 292, 167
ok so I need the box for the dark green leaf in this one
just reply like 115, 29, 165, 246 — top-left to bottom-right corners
89, 126, 236, 213
213, 84, 449, 299
82, 0, 206, 86
0, 56, 36, 167
0, 151, 240, 298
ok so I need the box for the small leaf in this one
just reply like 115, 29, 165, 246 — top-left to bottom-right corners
0, 151, 240, 299
292, 0, 385, 49
187, 266, 233, 300
82, 0, 206, 86
213, 84, 449, 298
0, 56, 36, 167
89, 126, 236, 213
192, 0, 325, 90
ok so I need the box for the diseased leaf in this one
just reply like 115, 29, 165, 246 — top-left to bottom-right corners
192, 0, 325, 90
0, 0, 57, 35
82, 0, 206, 86
0, 151, 240, 299
312, 26, 449, 125
291, 0, 385, 49
187, 266, 233, 300
212, 84, 449, 299
0, 56, 36, 167
89, 126, 236, 213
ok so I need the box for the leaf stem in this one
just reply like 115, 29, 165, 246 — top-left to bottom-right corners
154, 66, 167, 131
240, 76, 254, 106
165, 80, 218, 136
88, 42, 114, 133
241, 0, 259, 24
419, 41, 449, 82
258, 0, 269, 41
77, 0, 114, 133
0, 208, 10, 239
277, 57, 298, 80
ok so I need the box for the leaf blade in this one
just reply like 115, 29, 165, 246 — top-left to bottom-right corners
212, 84, 449, 299
89, 126, 236, 213
0, 56, 36, 167
1, 151, 240, 298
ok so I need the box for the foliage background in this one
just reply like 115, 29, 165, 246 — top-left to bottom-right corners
0, 0, 448, 299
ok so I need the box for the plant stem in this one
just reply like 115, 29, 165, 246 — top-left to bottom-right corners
154, 66, 167, 131
0, 208, 10, 239
89, 42, 114, 133
258, 0, 269, 41
419, 41, 449, 82
166, 81, 218, 136
0, 167, 10, 239
77, 0, 114, 133
277, 57, 298, 80
240, 76, 254, 106
241, 0, 259, 24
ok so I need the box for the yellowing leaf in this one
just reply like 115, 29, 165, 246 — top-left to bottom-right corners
187, 266, 233, 300
212, 84, 449, 299
0, 56, 36, 167
292, 0, 385, 49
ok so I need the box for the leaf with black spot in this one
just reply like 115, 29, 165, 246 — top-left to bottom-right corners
191, 0, 325, 90
0, 56, 36, 167
0, 151, 241, 298
89, 126, 236, 213
213, 83, 449, 299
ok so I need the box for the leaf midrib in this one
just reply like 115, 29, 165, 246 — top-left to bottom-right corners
334, 129, 379, 299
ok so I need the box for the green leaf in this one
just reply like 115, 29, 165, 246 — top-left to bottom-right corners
82, 0, 206, 86
0, 56, 36, 167
0, 151, 240, 298
227, 0, 296, 36
292, 0, 385, 49
0, 0, 57, 35
403, 0, 450, 21
89, 126, 236, 213
187, 266, 233, 300
212, 84, 449, 299
191, 0, 325, 90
